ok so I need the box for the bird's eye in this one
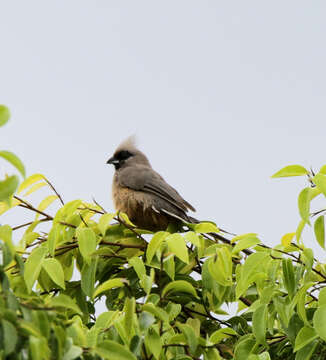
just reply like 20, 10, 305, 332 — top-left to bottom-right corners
116, 150, 133, 161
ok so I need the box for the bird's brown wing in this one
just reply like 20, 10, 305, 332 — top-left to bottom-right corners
118, 166, 196, 215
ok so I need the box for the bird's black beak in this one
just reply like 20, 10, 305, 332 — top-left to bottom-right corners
106, 156, 119, 165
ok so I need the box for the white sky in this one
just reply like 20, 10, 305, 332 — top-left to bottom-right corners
1, 1, 326, 260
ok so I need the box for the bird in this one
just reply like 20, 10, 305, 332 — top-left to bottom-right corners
106, 136, 196, 232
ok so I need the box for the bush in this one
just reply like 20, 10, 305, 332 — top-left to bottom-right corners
1, 106, 326, 359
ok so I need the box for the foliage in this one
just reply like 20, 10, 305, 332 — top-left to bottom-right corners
2, 107, 326, 359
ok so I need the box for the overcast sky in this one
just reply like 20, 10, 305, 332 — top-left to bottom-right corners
1, 1, 326, 259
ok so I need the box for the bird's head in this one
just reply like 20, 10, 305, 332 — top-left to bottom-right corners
107, 136, 151, 170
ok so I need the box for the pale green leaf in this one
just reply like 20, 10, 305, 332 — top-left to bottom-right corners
18, 173, 45, 193
194, 222, 219, 234
0, 175, 19, 202
271, 165, 308, 178
184, 231, 200, 247
313, 173, 326, 197
281, 232, 296, 247
0, 151, 25, 178
93, 278, 126, 298
253, 304, 267, 344
298, 188, 311, 224
0, 105, 10, 127
77, 227, 97, 264
166, 233, 189, 264
23, 182, 47, 196
35, 195, 58, 220
314, 215, 325, 249
98, 213, 115, 236
296, 220, 306, 243
42, 258, 65, 289
2, 319, 17, 355
62, 345, 83, 360
95, 340, 136, 360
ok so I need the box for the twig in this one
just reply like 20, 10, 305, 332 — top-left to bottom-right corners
93, 197, 107, 213
12, 217, 50, 231
101, 240, 146, 249
45, 178, 64, 205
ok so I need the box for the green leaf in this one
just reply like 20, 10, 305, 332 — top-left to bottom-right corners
314, 215, 325, 249
146, 231, 168, 264
81, 258, 97, 297
282, 258, 296, 299
178, 323, 198, 354
142, 303, 169, 323
47, 224, 60, 256
313, 173, 326, 197
166, 233, 189, 264
145, 327, 162, 359
235, 252, 270, 298
234, 337, 256, 360
2, 319, 18, 355
162, 280, 197, 298
208, 247, 233, 286
129, 256, 146, 279
295, 340, 318, 360
232, 235, 260, 254
93, 278, 126, 298
0, 175, 19, 202
77, 227, 97, 264
313, 304, 326, 341
95, 340, 137, 360
294, 326, 317, 352
0, 224, 14, 255
98, 213, 115, 235
123, 297, 135, 341
210, 327, 237, 344
0, 105, 10, 126
194, 222, 219, 233
0, 150, 25, 178
42, 258, 65, 289
47, 294, 82, 315
271, 165, 308, 178
24, 245, 48, 293
298, 188, 311, 224
253, 304, 267, 344
319, 288, 326, 306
